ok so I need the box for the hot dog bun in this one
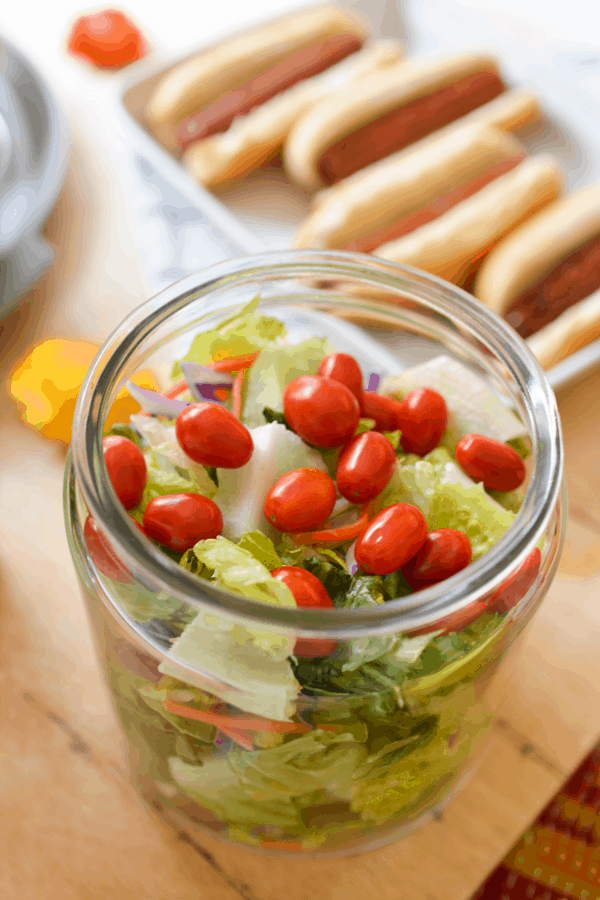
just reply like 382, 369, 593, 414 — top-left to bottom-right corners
527, 288, 600, 370
375, 155, 564, 286
284, 52, 503, 192
145, 4, 370, 150
293, 123, 526, 250
473, 184, 600, 316
182, 41, 404, 188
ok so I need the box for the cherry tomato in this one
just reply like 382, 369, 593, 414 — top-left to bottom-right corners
489, 548, 541, 613
355, 503, 428, 575
395, 388, 448, 455
102, 435, 147, 510
176, 403, 253, 468
271, 566, 337, 658
264, 468, 336, 533
67, 10, 147, 68
401, 529, 472, 588
317, 353, 363, 403
335, 432, 396, 504
143, 493, 223, 552
360, 392, 403, 432
283, 376, 360, 448
455, 433, 526, 492
84, 514, 143, 582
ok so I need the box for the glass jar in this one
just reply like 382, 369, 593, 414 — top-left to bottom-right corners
64, 250, 565, 858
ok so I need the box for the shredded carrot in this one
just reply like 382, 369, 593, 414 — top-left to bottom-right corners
163, 379, 188, 399
210, 352, 259, 373
135, 353, 258, 416
214, 723, 255, 751
163, 700, 313, 734
292, 507, 370, 546
232, 368, 245, 419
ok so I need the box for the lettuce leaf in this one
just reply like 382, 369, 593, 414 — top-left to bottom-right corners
137, 677, 216, 745
169, 729, 367, 829
172, 295, 286, 377
213, 423, 327, 542
428, 482, 515, 560
160, 620, 301, 721
111, 581, 190, 623
299, 557, 352, 602
190, 537, 292, 607
373, 447, 514, 560
236, 531, 283, 571
169, 755, 306, 831
162, 535, 301, 719
241, 336, 331, 428
351, 684, 491, 822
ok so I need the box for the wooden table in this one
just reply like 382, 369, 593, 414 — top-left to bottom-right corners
3, 120, 600, 900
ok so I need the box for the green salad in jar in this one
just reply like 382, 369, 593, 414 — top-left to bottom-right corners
87, 296, 541, 852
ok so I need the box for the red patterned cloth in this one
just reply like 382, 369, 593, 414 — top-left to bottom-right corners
473, 747, 600, 900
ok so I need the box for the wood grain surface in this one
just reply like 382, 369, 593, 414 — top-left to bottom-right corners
2, 124, 600, 900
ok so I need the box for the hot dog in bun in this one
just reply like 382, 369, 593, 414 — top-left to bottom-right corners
373, 155, 563, 286
283, 52, 517, 192
144, 5, 372, 151
294, 121, 531, 251
473, 183, 600, 339
182, 41, 404, 188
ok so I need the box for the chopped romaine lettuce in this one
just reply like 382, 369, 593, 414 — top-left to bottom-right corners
236, 531, 283, 571
169, 728, 367, 829
111, 580, 190, 624
163, 535, 300, 718
213, 422, 327, 542
241, 336, 332, 428
160, 618, 301, 721
373, 447, 514, 559
137, 678, 216, 745
172, 295, 286, 377
143, 449, 215, 506
428, 482, 515, 560
129, 418, 218, 502
190, 536, 295, 615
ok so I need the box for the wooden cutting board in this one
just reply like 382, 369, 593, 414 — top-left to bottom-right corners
2, 124, 600, 900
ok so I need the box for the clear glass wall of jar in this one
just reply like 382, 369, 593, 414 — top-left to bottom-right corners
64, 251, 565, 858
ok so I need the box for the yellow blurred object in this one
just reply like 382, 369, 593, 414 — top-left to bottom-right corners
10, 338, 159, 445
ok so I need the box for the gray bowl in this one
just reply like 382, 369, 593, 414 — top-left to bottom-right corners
0, 38, 70, 316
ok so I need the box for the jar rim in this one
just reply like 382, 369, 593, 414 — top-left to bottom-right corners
70, 250, 563, 639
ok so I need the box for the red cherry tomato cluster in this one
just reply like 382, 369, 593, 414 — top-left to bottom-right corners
360, 387, 448, 456
91, 349, 532, 648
